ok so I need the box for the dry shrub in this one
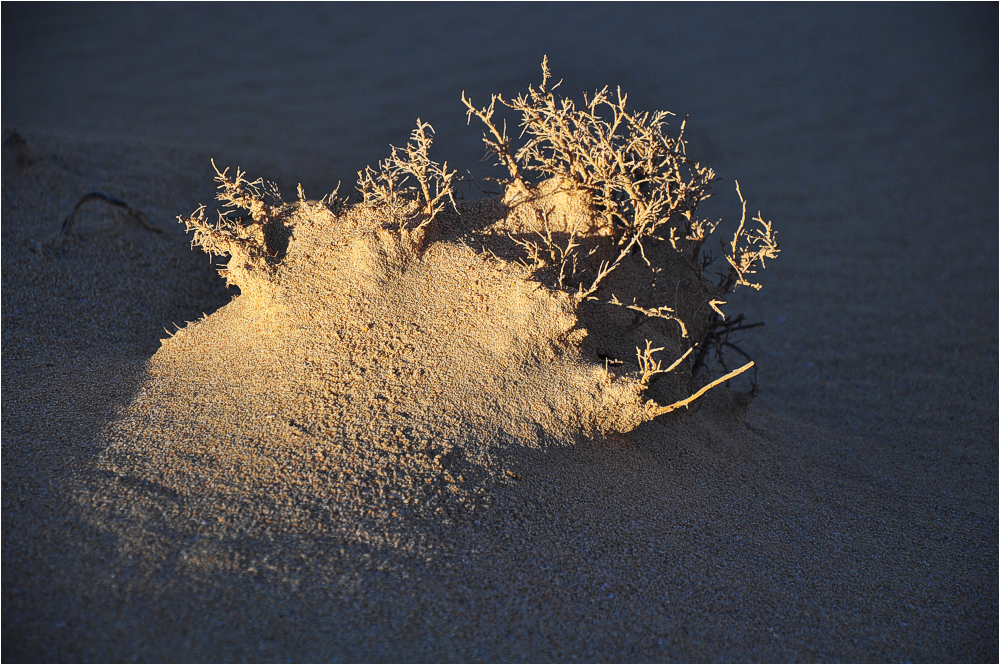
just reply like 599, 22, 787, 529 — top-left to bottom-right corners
180, 58, 779, 425
463, 56, 779, 413
356, 119, 457, 231
179, 160, 294, 287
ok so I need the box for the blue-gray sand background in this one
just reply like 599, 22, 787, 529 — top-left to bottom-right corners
3, 2, 997, 661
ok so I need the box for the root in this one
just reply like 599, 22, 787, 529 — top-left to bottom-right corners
62, 192, 159, 235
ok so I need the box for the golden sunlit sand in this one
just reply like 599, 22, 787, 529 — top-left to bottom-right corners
95, 62, 775, 556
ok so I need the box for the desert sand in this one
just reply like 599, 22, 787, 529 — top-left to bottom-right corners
2, 4, 997, 662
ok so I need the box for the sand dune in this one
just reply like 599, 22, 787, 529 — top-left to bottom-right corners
3, 4, 996, 662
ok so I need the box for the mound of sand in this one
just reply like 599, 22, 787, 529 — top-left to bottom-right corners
96, 158, 754, 555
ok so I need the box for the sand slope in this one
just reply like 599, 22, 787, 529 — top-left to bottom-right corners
3, 4, 997, 662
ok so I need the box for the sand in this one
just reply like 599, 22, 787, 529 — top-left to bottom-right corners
2, 4, 997, 662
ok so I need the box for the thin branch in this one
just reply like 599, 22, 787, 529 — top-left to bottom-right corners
650, 361, 754, 417
62, 192, 159, 235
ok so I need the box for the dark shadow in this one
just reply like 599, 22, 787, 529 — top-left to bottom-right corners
1, 131, 232, 661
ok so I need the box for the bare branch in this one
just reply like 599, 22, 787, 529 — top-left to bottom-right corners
356, 119, 458, 230
635, 341, 695, 386
650, 361, 755, 417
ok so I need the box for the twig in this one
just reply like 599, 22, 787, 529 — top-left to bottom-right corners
690, 313, 764, 378
607, 293, 688, 338
62, 192, 159, 235
650, 361, 754, 417
356, 120, 457, 230
636, 341, 694, 386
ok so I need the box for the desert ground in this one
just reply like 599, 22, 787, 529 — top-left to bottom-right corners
2, 4, 997, 662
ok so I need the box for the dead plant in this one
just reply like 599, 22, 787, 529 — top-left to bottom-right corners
464, 56, 780, 414
357, 119, 457, 230
507, 209, 588, 289
180, 160, 283, 260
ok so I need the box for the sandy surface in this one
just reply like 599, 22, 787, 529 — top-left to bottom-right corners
2, 4, 997, 662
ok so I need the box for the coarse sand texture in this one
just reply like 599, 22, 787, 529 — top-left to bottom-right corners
4, 6, 996, 661
95, 62, 778, 557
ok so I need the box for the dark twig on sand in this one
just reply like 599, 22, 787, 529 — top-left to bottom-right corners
690, 313, 764, 379
62, 191, 160, 235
